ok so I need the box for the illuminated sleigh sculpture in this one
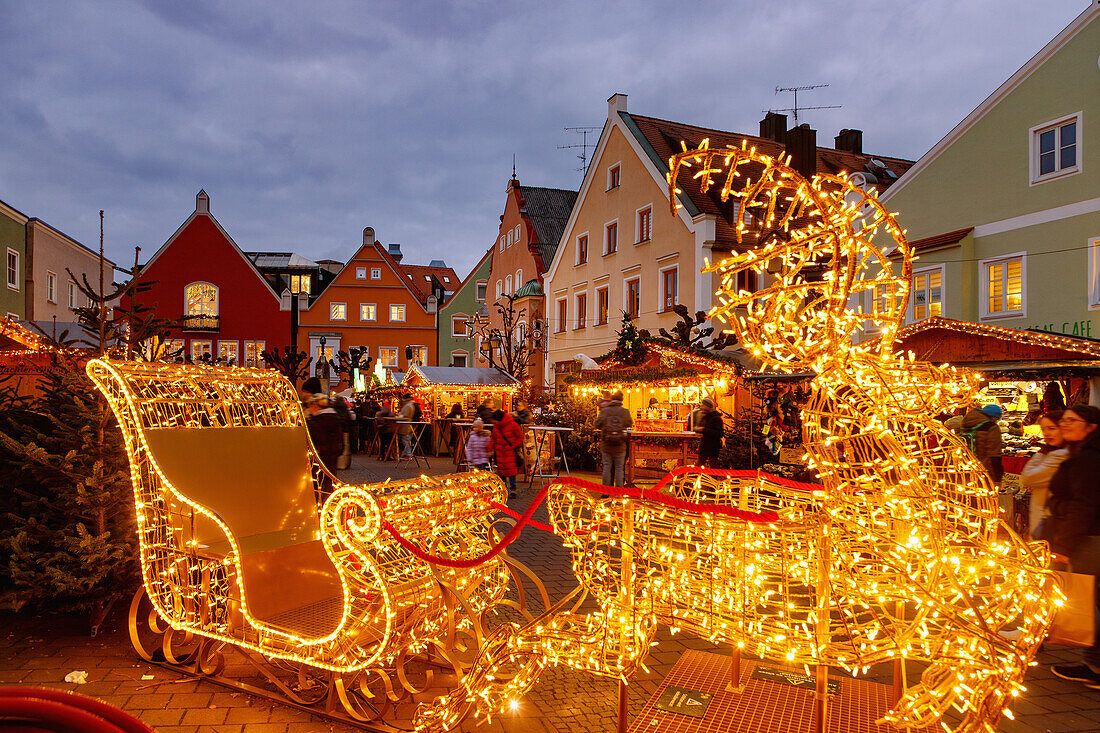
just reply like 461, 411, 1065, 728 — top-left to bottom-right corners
420, 144, 1060, 733
87, 358, 544, 725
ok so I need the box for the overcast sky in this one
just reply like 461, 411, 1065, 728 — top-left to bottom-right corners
0, 0, 1089, 279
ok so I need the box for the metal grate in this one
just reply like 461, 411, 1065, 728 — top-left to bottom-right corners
629, 650, 932, 733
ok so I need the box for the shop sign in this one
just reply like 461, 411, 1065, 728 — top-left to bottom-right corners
779, 446, 803, 465
1031, 320, 1093, 338
1002, 473, 1021, 492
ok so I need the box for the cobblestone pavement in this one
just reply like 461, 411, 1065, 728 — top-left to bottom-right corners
2, 453, 1100, 731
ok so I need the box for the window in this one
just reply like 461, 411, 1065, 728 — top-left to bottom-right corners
982, 253, 1025, 318
911, 267, 943, 321
360, 303, 377, 321
5, 249, 17, 290
389, 304, 406, 322
871, 282, 900, 317
661, 267, 678, 311
505, 275, 512, 295
330, 302, 347, 321
496, 280, 502, 300
1089, 237, 1100, 309
476, 281, 487, 301
409, 346, 428, 366
163, 339, 185, 360
499, 235, 506, 252
1031, 113, 1080, 183
190, 340, 212, 362
218, 341, 239, 365
68, 282, 77, 308
555, 298, 567, 333
596, 286, 609, 325
576, 234, 589, 265
575, 292, 587, 329
371, 267, 381, 280
637, 206, 652, 243
604, 221, 618, 255
734, 270, 758, 294
625, 278, 640, 318
507, 229, 514, 247
379, 347, 398, 367
515, 269, 523, 289
244, 340, 265, 367
452, 316, 469, 337
287, 275, 308, 295
451, 351, 468, 367
185, 282, 218, 317
355, 267, 366, 280
607, 163, 621, 190
46, 272, 57, 303
514, 224, 521, 242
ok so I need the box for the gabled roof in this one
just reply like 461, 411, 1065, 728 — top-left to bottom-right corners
515, 185, 578, 272
444, 247, 493, 306
882, 3, 1100, 202
400, 263, 459, 303
896, 317, 1100, 362
404, 364, 519, 387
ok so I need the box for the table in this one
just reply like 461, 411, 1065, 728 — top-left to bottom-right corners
525, 426, 573, 488
395, 421, 431, 469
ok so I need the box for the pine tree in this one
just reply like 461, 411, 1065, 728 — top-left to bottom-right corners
608, 311, 649, 366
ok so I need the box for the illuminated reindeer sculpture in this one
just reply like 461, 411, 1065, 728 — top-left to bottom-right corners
418, 143, 1059, 733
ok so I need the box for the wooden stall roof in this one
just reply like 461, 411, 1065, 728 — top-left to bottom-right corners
0, 318, 49, 352
895, 317, 1100, 370
575, 342, 809, 385
402, 365, 519, 389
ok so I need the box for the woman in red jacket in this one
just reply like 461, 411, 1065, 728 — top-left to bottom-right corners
490, 410, 523, 500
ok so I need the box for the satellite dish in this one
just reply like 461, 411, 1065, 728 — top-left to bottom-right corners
867, 158, 887, 172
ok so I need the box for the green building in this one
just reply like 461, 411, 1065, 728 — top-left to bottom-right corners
0, 199, 28, 320
872, 3, 1100, 339
438, 247, 492, 367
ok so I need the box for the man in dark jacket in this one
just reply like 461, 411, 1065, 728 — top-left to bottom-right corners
306, 393, 343, 494
958, 404, 1003, 482
594, 391, 633, 487
696, 398, 724, 467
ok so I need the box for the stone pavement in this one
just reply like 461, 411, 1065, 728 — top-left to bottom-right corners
2, 453, 1100, 732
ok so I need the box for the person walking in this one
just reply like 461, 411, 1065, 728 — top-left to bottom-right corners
490, 409, 524, 499
374, 402, 397, 460
397, 394, 417, 459
959, 403, 1004, 483
306, 393, 343, 492
444, 403, 464, 455
1021, 410, 1068, 536
697, 398, 725, 468
1045, 405, 1100, 687
595, 390, 633, 488
465, 417, 492, 471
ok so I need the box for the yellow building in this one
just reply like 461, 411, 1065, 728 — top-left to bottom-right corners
543, 93, 913, 390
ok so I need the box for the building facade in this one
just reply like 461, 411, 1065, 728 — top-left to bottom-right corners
439, 247, 491, 368
543, 93, 912, 390
872, 2, 1100, 340
0, 199, 27, 320
132, 190, 290, 366
296, 228, 457, 382
24, 218, 113, 322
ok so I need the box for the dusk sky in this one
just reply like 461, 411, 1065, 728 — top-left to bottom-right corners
0, 0, 1089, 279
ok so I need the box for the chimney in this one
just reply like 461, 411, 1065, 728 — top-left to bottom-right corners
363, 227, 375, 246
834, 129, 863, 155
607, 92, 628, 117
196, 189, 209, 213
388, 243, 403, 263
785, 123, 817, 179
759, 112, 787, 144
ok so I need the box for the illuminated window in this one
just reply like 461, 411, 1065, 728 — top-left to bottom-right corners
330, 302, 347, 320
163, 339, 184, 360
1031, 113, 1080, 183
410, 346, 428, 365
871, 282, 900, 317
555, 297, 567, 333
596, 286, 609, 325
661, 267, 678, 311
607, 163, 621, 190
379, 347, 398, 367
290, 274, 311, 294
637, 206, 652, 243
185, 282, 218, 317
360, 303, 376, 321
218, 340, 239, 365
605, 222, 618, 255
190, 340, 212, 362
576, 233, 588, 265
982, 254, 1025, 318
46, 271, 57, 303
625, 278, 640, 318
911, 268, 943, 321
575, 292, 587, 329
5, 249, 17, 290
244, 340, 265, 367
389, 304, 406, 322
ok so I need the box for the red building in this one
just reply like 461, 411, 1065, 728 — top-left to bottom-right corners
131, 190, 290, 366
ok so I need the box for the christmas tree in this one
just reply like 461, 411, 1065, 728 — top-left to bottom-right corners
607, 311, 649, 366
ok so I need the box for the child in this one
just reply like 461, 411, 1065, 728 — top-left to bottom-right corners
466, 418, 493, 471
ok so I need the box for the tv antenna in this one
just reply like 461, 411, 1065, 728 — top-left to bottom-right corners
768, 84, 841, 122
559, 126, 601, 173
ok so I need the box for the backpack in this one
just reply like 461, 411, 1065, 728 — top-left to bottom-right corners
959, 420, 991, 453
601, 413, 627, 448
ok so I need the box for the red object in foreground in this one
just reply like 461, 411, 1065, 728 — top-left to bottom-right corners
0, 686, 155, 733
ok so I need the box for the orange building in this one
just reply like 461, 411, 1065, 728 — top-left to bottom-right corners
297, 227, 457, 384
481, 177, 577, 391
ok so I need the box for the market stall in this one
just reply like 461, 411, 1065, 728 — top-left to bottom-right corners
400, 365, 520, 455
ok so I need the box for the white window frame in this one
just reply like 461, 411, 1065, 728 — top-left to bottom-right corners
659, 264, 678, 312
507, 229, 514, 247
163, 339, 185, 360
909, 265, 945, 323
1090, 236, 1100, 310
1029, 111, 1082, 185
499, 235, 506, 252
979, 251, 1027, 320
606, 161, 622, 190
636, 204, 653, 244
574, 291, 587, 329
514, 224, 521, 242
379, 347, 398, 367
505, 275, 512, 295
360, 303, 377, 321
451, 350, 469, 367
575, 231, 589, 265
370, 267, 382, 280
5, 249, 17, 291
475, 280, 487, 301
45, 271, 56, 303
452, 315, 469, 337
68, 282, 77, 308
603, 219, 619, 256
496, 280, 503, 300
555, 297, 567, 333
190, 340, 212, 362
515, 269, 523, 289
185, 281, 219, 317
330, 302, 347, 321
624, 277, 641, 318
595, 285, 609, 325
355, 267, 367, 280
244, 340, 265, 367
218, 340, 239, 365
389, 303, 406, 322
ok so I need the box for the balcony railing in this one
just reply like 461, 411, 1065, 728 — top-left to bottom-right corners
181, 314, 220, 332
